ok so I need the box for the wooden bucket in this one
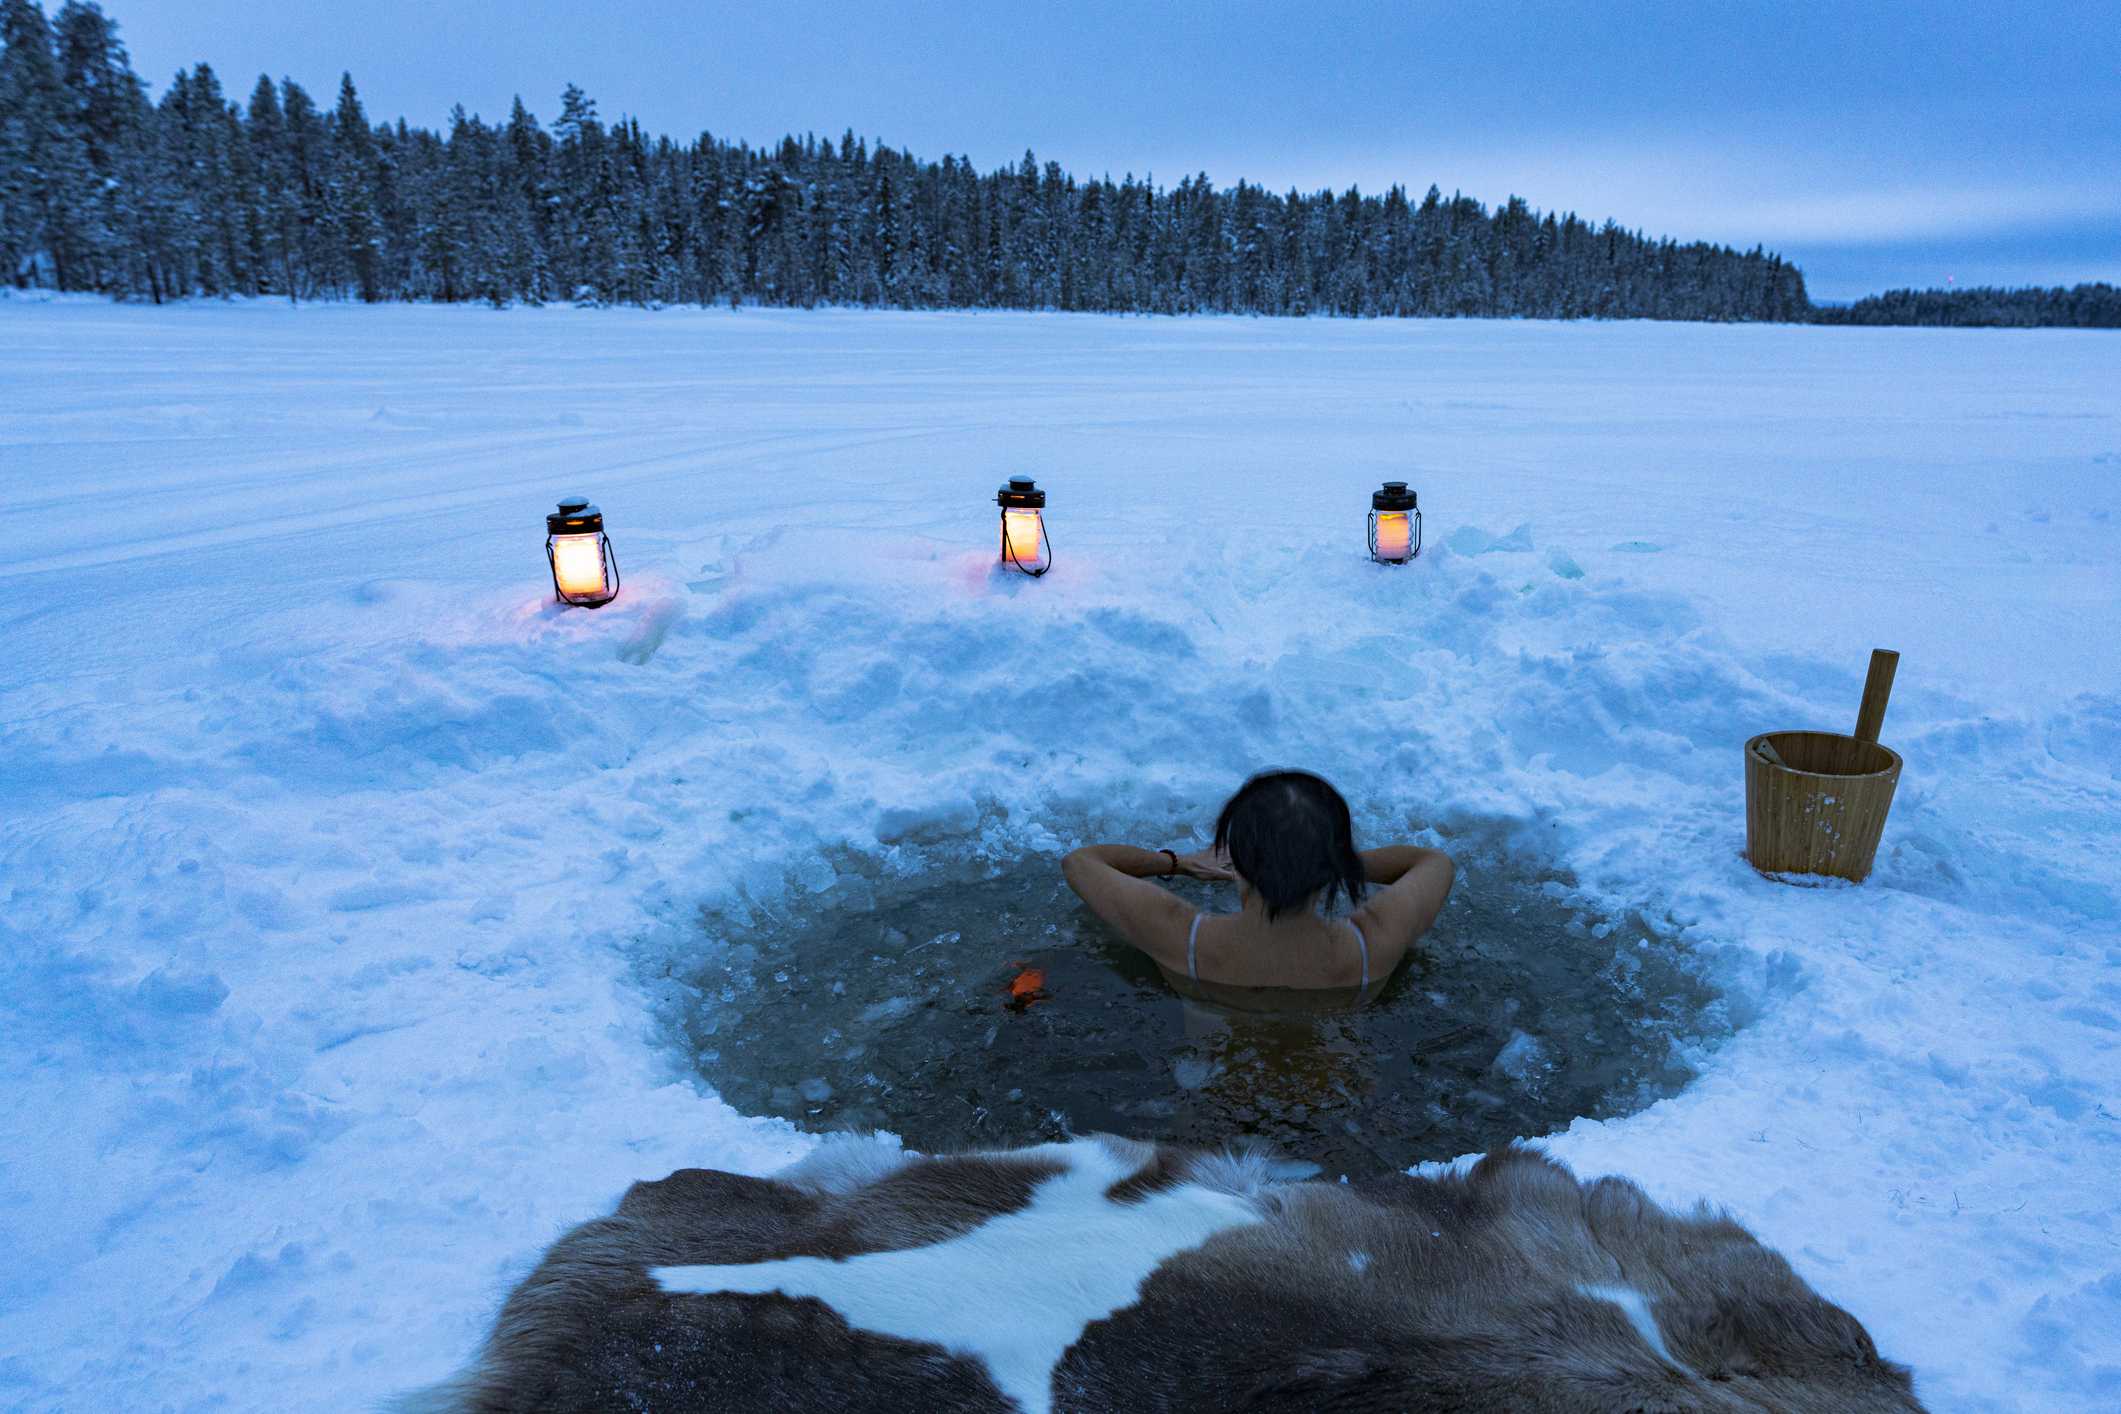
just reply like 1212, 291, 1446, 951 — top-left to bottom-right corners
1744, 650, 1904, 883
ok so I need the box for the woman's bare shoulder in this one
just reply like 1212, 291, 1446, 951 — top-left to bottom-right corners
1351, 847, 1455, 956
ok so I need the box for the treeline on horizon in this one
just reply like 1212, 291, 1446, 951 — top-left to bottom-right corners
3, 1, 2115, 329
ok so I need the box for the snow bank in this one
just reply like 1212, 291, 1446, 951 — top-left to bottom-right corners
1, 301, 2116, 1412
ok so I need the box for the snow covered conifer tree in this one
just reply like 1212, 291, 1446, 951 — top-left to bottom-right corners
503, 95, 551, 302
155, 64, 249, 295
1, 0, 98, 288
244, 73, 301, 300
277, 79, 334, 296
549, 83, 604, 299
52, 0, 148, 291
331, 72, 380, 300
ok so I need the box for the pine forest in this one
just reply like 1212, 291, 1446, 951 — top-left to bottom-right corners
3, 0, 2114, 328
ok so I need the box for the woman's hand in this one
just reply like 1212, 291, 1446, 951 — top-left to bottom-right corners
1170, 847, 1236, 882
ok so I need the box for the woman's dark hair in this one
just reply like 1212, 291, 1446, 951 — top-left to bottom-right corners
1213, 771, 1367, 921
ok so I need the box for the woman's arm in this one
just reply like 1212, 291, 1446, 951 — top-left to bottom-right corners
1349, 845, 1455, 959
1060, 844, 1227, 971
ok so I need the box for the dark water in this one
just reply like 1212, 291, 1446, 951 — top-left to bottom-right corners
667, 861, 1728, 1179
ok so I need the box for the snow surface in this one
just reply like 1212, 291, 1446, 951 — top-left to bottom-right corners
2, 294, 2116, 1413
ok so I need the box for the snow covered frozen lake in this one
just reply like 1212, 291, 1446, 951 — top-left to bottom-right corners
2, 295, 2116, 1412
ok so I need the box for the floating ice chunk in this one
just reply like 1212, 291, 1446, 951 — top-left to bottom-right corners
906, 931, 960, 954
1493, 1029, 1547, 1083
1546, 549, 1584, 579
858, 996, 917, 1025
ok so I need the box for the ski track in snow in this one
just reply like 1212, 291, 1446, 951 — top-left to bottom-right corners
1, 294, 2117, 1412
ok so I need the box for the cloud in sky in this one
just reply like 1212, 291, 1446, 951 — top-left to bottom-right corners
110, 0, 2119, 298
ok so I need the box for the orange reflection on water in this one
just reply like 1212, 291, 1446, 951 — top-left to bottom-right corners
1004, 963, 1048, 1010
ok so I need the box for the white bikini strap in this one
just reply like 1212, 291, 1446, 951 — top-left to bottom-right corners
1350, 920, 1370, 988
1188, 911, 1204, 983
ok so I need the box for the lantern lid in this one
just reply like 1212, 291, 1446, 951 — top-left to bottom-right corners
997, 477, 1046, 509
1372, 480, 1418, 511
548, 497, 605, 534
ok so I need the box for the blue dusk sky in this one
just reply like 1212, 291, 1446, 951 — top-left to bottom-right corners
112, 0, 2118, 303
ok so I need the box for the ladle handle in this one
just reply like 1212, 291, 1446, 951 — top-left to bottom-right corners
1853, 649, 1899, 745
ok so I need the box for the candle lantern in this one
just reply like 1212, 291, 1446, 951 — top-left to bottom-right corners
545, 496, 620, 607
1368, 481, 1421, 564
996, 477, 1052, 577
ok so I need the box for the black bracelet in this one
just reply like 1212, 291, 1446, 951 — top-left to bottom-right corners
1160, 849, 1178, 877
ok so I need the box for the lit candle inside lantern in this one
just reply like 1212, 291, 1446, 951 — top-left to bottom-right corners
545, 496, 621, 607
1374, 512, 1413, 560
1002, 509, 1044, 564
551, 535, 607, 595
996, 477, 1051, 576
1368, 481, 1421, 564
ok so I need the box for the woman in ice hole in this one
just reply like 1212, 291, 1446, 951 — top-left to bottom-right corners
1062, 771, 1454, 1006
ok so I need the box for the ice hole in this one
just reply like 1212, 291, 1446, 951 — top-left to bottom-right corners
664, 856, 1731, 1178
